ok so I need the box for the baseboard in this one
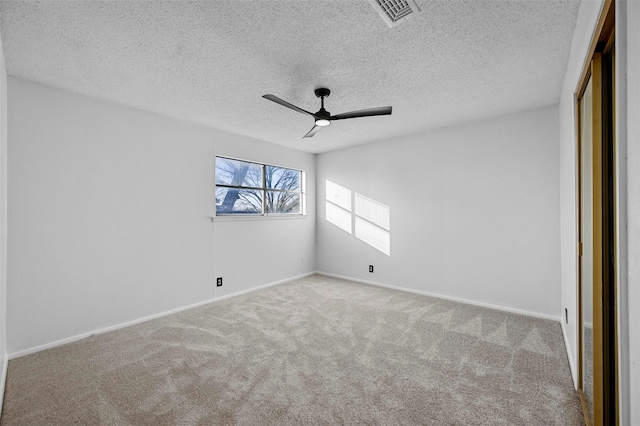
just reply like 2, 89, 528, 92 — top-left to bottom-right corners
0, 354, 8, 414
8, 272, 314, 360
316, 271, 562, 322
561, 321, 578, 389
7, 299, 216, 360
8, 271, 560, 360
211, 272, 313, 303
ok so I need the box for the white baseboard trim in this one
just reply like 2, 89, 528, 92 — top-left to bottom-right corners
561, 321, 578, 389
8, 272, 314, 360
212, 272, 314, 303
316, 271, 562, 322
0, 354, 8, 414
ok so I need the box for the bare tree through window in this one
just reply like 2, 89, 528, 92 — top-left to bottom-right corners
216, 157, 302, 215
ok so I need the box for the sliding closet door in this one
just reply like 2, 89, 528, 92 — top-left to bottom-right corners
578, 54, 602, 426
576, 1, 616, 423
578, 73, 593, 421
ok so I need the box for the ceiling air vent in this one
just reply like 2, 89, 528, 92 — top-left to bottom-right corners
368, 0, 420, 28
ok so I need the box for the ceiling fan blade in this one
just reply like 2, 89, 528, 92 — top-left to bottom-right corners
330, 106, 392, 121
303, 124, 321, 138
262, 94, 315, 117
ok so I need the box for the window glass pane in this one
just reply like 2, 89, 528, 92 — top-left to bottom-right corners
266, 166, 301, 191
215, 157, 304, 217
216, 157, 263, 188
265, 191, 300, 214
216, 187, 262, 214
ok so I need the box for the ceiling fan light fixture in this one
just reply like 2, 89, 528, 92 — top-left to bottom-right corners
262, 88, 392, 138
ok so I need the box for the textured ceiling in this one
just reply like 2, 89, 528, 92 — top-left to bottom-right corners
0, 0, 581, 154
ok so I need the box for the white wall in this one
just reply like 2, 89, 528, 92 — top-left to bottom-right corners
6, 77, 315, 356
316, 105, 561, 318
616, 1, 640, 423
0, 32, 8, 411
212, 139, 316, 297
211, 127, 316, 297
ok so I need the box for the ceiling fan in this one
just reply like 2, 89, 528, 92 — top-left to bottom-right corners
262, 88, 392, 138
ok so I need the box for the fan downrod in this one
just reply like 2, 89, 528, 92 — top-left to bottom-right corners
314, 88, 330, 98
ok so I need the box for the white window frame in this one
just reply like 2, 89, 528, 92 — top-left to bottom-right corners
215, 156, 306, 217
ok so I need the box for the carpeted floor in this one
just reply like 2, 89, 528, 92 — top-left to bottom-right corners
1, 274, 584, 425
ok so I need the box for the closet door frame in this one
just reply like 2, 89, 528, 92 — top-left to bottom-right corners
575, 1, 616, 424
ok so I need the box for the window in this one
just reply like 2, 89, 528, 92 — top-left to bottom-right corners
215, 156, 304, 216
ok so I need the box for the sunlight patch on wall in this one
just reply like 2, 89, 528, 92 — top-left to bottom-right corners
355, 193, 391, 256
325, 180, 352, 234
325, 179, 391, 256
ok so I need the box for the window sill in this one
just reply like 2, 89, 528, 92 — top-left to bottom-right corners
212, 214, 308, 222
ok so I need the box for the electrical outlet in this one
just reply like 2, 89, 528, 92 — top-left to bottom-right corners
216, 277, 223, 287
565, 308, 568, 324
369, 265, 374, 273
301, 256, 305, 264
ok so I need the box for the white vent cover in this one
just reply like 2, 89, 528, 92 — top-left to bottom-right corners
368, 0, 421, 28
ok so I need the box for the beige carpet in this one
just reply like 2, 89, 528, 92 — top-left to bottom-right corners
1, 274, 584, 425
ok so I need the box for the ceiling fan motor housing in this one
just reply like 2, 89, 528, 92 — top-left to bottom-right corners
315, 108, 330, 119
